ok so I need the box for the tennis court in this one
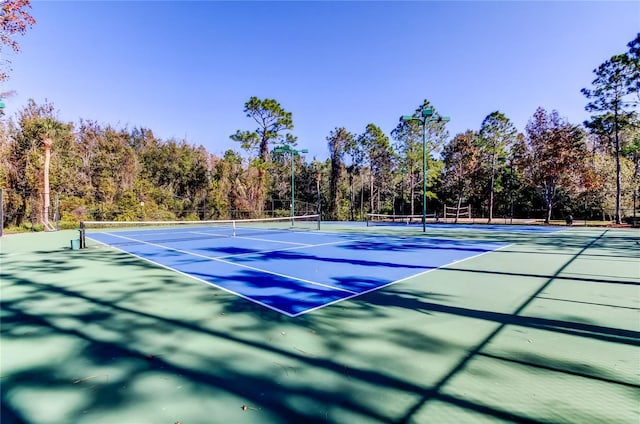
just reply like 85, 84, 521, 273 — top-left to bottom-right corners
1, 221, 638, 423
85, 218, 513, 316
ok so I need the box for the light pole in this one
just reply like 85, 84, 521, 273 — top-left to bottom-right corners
400, 167, 407, 216
274, 144, 308, 223
315, 171, 321, 217
400, 108, 450, 232
509, 158, 514, 225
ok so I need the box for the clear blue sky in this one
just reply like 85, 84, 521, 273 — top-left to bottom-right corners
3, 1, 639, 160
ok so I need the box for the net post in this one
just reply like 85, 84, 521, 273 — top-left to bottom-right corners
79, 221, 86, 249
317, 213, 321, 230
366, 214, 370, 227
232, 220, 237, 237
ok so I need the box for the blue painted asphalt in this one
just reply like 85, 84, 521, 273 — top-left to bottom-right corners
88, 229, 507, 316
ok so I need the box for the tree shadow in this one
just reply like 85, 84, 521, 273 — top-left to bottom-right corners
2, 228, 638, 423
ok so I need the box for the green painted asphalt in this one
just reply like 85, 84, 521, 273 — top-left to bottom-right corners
1, 226, 638, 423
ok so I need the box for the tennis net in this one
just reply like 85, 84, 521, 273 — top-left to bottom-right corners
366, 213, 438, 227
79, 214, 321, 248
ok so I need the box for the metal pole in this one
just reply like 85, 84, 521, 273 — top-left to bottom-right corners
401, 170, 405, 216
400, 109, 447, 231
422, 117, 427, 232
290, 152, 295, 225
510, 160, 514, 225
79, 221, 86, 249
316, 173, 321, 217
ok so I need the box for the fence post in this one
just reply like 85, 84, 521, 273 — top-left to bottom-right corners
30, 194, 35, 232
54, 194, 60, 231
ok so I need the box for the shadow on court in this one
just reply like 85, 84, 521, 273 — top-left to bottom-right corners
1, 228, 638, 423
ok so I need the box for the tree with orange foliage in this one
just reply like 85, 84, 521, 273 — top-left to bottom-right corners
1, 0, 36, 82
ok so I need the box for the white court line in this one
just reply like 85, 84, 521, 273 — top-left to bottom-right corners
94, 231, 358, 294
109, 227, 231, 237
232, 235, 310, 246
86, 237, 304, 317
187, 231, 230, 238
189, 230, 320, 246
89, 230, 510, 317
290, 242, 513, 317
214, 239, 351, 260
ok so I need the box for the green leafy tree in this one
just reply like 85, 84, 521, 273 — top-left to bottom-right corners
581, 141, 618, 220
230, 97, 295, 214
582, 34, 639, 223
326, 127, 353, 220
8, 100, 73, 227
309, 159, 329, 217
391, 99, 449, 216
442, 130, 481, 221
478, 111, 518, 222
39, 118, 71, 229
231, 97, 295, 159
87, 126, 138, 219
76, 120, 105, 201
128, 127, 159, 154
627, 34, 640, 103
392, 113, 421, 215
621, 121, 640, 218
1, 118, 27, 226
291, 158, 320, 216
139, 139, 209, 218
212, 149, 249, 218
507, 133, 530, 219
0, 120, 11, 187
344, 128, 366, 220
358, 124, 394, 214
268, 150, 289, 208
525, 107, 586, 223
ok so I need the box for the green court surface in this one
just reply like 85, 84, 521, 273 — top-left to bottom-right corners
1, 225, 639, 424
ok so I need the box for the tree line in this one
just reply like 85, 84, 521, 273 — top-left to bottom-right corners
0, 34, 638, 231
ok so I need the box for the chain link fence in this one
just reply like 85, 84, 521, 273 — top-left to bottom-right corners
0, 189, 322, 235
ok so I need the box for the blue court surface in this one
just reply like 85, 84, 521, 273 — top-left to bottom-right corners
88, 227, 508, 316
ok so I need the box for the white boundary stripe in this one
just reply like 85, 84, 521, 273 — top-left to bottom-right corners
289, 243, 512, 316
88, 231, 509, 317
211, 256, 356, 294
93, 232, 357, 294
189, 231, 313, 246
87, 237, 302, 317
232, 235, 309, 246
187, 231, 233, 238
214, 239, 351, 259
